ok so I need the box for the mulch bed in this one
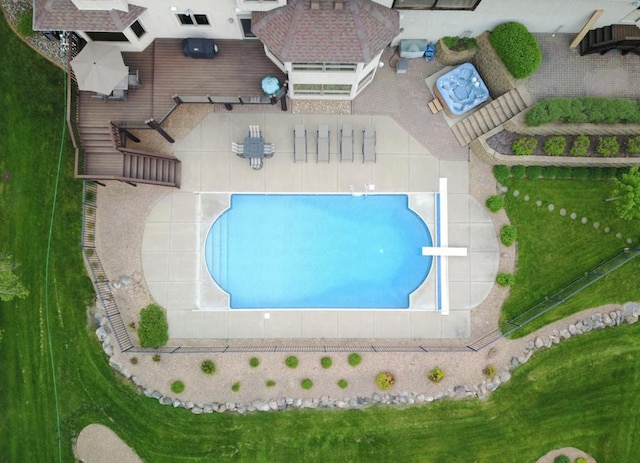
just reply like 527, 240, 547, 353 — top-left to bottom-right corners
486, 130, 640, 158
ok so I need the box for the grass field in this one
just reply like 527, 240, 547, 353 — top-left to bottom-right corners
501, 177, 640, 336
2, 13, 640, 462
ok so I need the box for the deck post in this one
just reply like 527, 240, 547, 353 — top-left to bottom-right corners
172, 95, 183, 105
145, 118, 175, 144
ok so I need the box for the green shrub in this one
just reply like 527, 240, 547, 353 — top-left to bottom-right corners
553, 456, 570, 463
266, 379, 276, 387
543, 136, 567, 156
597, 136, 619, 157
541, 165, 559, 178
138, 304, 169, 348
130, 357, 138, 365
490, 22, 542, 79
574, 457, 588, 463
171, 380, 185, 394
586, 167, 599, 180
152, 354, 161, 362
512, 136, 538, 155
570, 167, 589, 180
625, 135, 640, 154
526, 97, 640, 126
231, 381, 241, 392
500, 225, 517, 246
301, 378, 313, 390
16, 10, 36, 38
200, 360, 216, 375
337, 379, 349, 389
511, 165, 526, 179
556, 167, 571, 179
321, 357, 332, 369
442, 36, 477, 50
249, 357, 260, 368
428, 367, 445, 383
482, 365, 497, 378
570, 135, 590, 157
602, 167, 617, 179
375, 372, 396, 390
285, 356, 299, 369
485, 195, 505, 212
493, 165, 510, 183
526, 165, 543, 179
348, 353, 362, 367
496, 272, 515, 287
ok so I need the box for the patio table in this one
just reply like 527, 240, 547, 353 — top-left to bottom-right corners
243, 136, 265, 158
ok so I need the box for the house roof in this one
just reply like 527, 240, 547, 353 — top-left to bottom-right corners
252, 0, 399, 63
33, 0, 146, 32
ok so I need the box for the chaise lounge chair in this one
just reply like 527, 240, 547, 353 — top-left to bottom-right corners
317, 125, 330, 162
363, 125, 376, 163
340, 123, 354, 162
294, 124, 307, 162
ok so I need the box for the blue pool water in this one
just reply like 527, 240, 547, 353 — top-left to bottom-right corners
204, 195, 433, 309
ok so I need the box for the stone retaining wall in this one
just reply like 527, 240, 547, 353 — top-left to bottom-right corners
472, 32, 517, 98
94, 300, 640, 415
505, 114, 640, 137
436, 39, 477, 66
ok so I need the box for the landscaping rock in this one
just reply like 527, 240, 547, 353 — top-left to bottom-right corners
186, 401, 195, 409
173, 399, 182, 408
236, 406, 246, 415
559, 208, 566, 216
568, 324, 577, 335
560, 329, 571, 339
217, 404, 227, 413
570, 213, 577, 219
268, 399, 278, 411
513, 190, 520, 197
625, 314, 638, 325
616, 232, 623, 239
534, 337, 544, 349
594, 320, 605, 330
277, 397, 286, 408
454, 385, 466, 397
372, 392, 381, 403
581, 217, 588, 224
160, 396, 173, 406
109, 358, 131, 379
536, 200, 542, 206
547, 204, 554, 211
593, 222, 600, 229
225, 402, 235, 411
499, 371, 511, 383
103, 343, 114, 357
603, 313, 613, 326
203, 404, 213, 414
294, 398, 302, 408
253, 400, 269, 412
627, 238, 633, 244
524, 195, 530, 201
95, 326, 109, 342
302, 398, 315, 408
582, 318, 593, 332
604, 227, 610, 233
285, 397, 293, 405
486, 382, 498, 392
131, 375, 142, 387
510, 356, 519, 368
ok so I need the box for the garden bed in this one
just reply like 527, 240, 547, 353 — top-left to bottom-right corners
487, 129, 640, 158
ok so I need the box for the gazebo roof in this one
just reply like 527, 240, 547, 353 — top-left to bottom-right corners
252, 0, 399, 63
33, 0, 146, 32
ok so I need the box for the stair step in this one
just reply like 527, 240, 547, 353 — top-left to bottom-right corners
451, 125, 471, 146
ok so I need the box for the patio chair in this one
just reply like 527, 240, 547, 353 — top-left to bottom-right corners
340, 124, 353, 162
250, 157, 263, 170
249, 125, 261, 138
294, 124, 307, 162
317, 125, 330, 162
231, 142, 244, 156
109, 89, 127, 101
363, 125, 376, 163
264, 142, 275, 158
128, 69, 142, 90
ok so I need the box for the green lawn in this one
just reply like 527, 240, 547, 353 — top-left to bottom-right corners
501, 177, 640, 336
3, 13, 640, 462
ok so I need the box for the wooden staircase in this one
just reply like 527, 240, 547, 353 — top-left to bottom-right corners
451, 86, 532, 146
77, 123, 181, 187
579, 24, 640, 56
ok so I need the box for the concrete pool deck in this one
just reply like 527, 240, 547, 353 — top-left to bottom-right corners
140, 113, 499, 339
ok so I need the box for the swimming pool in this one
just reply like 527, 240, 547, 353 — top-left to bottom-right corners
204, 194, 433, 309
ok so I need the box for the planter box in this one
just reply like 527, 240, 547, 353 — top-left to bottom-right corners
436, 38, 476, 66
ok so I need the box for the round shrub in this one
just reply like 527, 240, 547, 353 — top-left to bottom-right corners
320, 357, 332, 369
511, 165, 526, 179
348, 353, 362, 367
266, 379, 276, 387
570, 167, 589, 180
231, 381, 241, 392
200, 359, 216, 375
625, 135, 640, 154
485, 195, 505, 212
152, 354, 161, 362
574, 458, 588, 463
490, 22, 542, 79
512, 136, 538, 155
597, 136, 619, 157
249, 357, 260, 368
526, 165, 542, 179
570, 135, 590, 157
602, 167, 617, 179
171, 380, 185, 394
493, 165, 510, 183
375, 372, 396, 391
138, 304, 169, 348
496, 272, 515, 287
541, 165, 559, 179
428, 367, 445, 383
130, 357, 138, 365
301, 378, 313, 390
337, 379, 348, 389
543, 136, 567, 156
553, 456, 570, 463
285, 356, 299, 369
482, 365, 497, 378
500, 225, 517, 246
556, 167, 571, 179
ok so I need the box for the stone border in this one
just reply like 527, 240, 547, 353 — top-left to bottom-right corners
93, 299, 640, 414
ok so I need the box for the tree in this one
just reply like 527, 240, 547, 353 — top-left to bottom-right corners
612, 166, 640, 221
0, 253, 29, 302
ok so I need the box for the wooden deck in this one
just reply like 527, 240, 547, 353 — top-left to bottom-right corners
77, 39, 286, 127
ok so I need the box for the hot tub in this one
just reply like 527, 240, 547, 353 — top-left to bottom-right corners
435, 63, 489, 116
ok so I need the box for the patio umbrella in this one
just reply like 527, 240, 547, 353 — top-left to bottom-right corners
70, 42, 128, 95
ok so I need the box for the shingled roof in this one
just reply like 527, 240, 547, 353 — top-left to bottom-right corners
252, 0, 399, 63
33, 0, 146, 32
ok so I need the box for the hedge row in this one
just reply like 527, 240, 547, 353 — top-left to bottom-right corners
512, 135, 640, 157
525, 97, 640, 126
489, 22, 542, 79
493, 164, 629, 181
